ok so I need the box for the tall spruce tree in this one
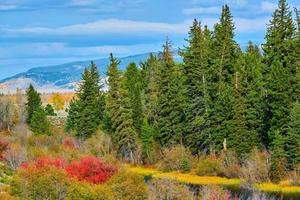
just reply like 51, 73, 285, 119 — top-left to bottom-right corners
206, 5, 237, 152
181, 19, 211, 152
30, 107, 51, 135
156, 39, 186, 147
124, 63, 143, 134
262, 0, 298, 149
106, 53, 122, 134
106, 54, 138, 161
65, 62, 105, 138
25, 84, 42, 124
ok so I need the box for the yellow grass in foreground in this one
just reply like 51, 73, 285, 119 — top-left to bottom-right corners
129, 166, 300, 194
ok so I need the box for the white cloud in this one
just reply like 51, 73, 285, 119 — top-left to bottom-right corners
183, 6, 221, 15
2, 19, 190, 36
0, 4, 18, 11
0, 43, 162, 59
2, 17, 270, 38
260, 1, 277, 13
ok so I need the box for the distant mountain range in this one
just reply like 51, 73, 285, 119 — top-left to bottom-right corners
0, 53, 164, 94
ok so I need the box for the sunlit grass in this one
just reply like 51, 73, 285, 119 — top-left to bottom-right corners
129, 166, 300, 195
128, 166, 240, 186
254, 183, 300, 194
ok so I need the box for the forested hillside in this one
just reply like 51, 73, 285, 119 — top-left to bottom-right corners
0, 0, 299, 199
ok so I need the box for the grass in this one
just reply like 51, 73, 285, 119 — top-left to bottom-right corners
254, 183, 300, 194
128, 166, 240, 187
129, 166, 300, 195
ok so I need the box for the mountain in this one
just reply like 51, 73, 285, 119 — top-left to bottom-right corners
0, 53, 157, 94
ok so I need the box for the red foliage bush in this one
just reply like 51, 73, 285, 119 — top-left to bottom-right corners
62, 137, 77, 149
65, 156, 117, 184
21, 156, 65, 169
20, 156, 116, 184
0, 139, 9, 160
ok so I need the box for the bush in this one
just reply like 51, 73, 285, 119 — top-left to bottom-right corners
157, 145, 192, 172
148, 179, 195, 200
3, 144, 27, 170
66, 156, 116, 184
269, 158, 286, 183
220, 150, 242, 178
241, 148, 270, 184
107, 170, 148, 200
200, 186, 237, 200
10, 166, 70, 200
0, 139, 8, 160
21, 156, 65, 169
62, 137, 78, 149
196, 156, 222, 176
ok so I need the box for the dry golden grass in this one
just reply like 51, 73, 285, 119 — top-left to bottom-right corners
128, 166, 240, 186
129, 166, 300, 195
254, 183, 300, 194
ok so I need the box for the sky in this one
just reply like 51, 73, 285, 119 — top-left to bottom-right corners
0, 0, 299, 79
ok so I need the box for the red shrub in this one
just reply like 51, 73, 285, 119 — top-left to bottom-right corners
0, 139, 8, 160
65, 156, 116, 184
62, 137, 77, 149
21, 156, 65, 169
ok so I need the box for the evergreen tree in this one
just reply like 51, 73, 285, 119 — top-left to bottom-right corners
181, 19, 211, 152
241, 42, 264, 147
115, 76, 138, 161
156, 39, 186, 147
124, 63, 143, 134
25, 84, 42, 124
106, 53, 122, 134
262, 0, 298, 149
140, 118, 156, 162
286, 101, 300, 168
45, 104, 56, 116
65, 62, 105, 138
30, 107, 51, 135
206, 5, 237, 152
141, 54, 161, 124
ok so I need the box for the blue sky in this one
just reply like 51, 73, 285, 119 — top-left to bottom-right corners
0, 0, 299, 79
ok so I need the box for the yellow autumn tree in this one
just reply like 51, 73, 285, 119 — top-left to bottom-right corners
50, 93, 65, 111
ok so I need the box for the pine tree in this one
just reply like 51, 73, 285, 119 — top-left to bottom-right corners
241, 42, 264, 147
65, 62, 105, 138
30, 107, 51, 135
181, 19, 211, 152
141, 54, 161, 125
286, 101, 300, 168
115, 76, 138, 161
106, 53, 122, 134
124, 63, 143, 134
206, 5, 237, 152
140, 118, 156, 162
25, 84, 42, 124
156, 39, 186, 147
262, 0, 298, 148
45, 104, 56, 116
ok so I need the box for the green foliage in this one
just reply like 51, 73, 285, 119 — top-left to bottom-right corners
45, 104, 56, 116
181, 20, 211, 152
106, 54, 138, 161
11, 166, 70, 200
286, 101, 300, 168
156, 39, 186, 147
124, 62, 143, 134
25, 84, 42, 124
140, 118, 157, 163
158, 145, 192, 173
30, 107, 51, 135
196, 156, 222, 176
107, 171, 148, 200
65, 62, 105, 139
